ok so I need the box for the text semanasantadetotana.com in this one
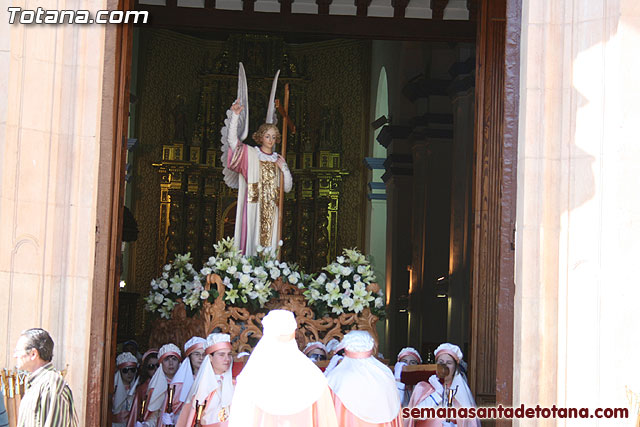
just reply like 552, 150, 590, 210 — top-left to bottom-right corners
8, 7, 149, 24
402, 404, 630, 420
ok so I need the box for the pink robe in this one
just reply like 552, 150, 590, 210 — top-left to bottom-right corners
127, 380, 150, 427
176, 373, 237, 427
238, 386, 338, 427
133, 382, 182, 427
176, 389, 229, 427
331, 391, 403, 427
113, 383, 133, 424
168, 383, 184, 424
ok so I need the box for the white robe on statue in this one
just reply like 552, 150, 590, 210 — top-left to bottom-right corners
224, 112, 292, 256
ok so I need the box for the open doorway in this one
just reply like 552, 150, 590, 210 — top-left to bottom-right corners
118, 27, 477, 356
90, 0, 520, 424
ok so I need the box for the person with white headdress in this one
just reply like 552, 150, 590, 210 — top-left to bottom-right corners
325, 338, 340, 355
169, 337, 206, 421
229, 309, 339, 427
303, 341, 328, 364
113, 352, 139, 426
137, 343, 182, 427
127, 349, 159, 427
406, 343, 480, 427
324, 339, 346, 377
326, 330, 402, 426
393, 347, 422, 407
176, 332, 235, 427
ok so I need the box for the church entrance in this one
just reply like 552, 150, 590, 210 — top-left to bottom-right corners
89, 0, 520, 425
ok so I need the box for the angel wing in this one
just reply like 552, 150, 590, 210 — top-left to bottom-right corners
220, 63, 249, 189
265, 69, 280, 125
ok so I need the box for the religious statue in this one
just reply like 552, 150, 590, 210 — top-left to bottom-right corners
220, 63, 293, 256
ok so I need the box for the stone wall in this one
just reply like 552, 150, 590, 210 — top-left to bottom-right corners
515, 1, 640, 423
0, 1, 120, 423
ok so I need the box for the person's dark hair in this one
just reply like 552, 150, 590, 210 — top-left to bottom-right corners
20, 328, 54, 362
122, 340, 138, 352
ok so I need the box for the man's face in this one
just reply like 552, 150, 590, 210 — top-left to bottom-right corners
14, 336, 38, 372
189, 350, 205, 373
210, 349, 232, 375
161, 355, 180, 378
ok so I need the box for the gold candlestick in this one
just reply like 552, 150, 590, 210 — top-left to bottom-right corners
165, 384, 176, 425
195, 399, 206, 427
446, 387, 458, 407
166, 384, 175, 413
444, 386, 458, 422
139, 396, 147, 421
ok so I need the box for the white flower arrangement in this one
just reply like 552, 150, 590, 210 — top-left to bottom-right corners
144, 241, 384, 320
301, 248, 386, 318
200, 238, 303, 309
144, 253, 218, 319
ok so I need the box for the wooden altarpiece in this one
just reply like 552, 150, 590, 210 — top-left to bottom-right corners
153, 35, 350, 276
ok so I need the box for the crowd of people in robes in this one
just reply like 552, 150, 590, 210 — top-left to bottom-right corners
113, 310, 480, 427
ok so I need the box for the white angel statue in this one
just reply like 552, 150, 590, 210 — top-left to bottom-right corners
221, 63, 293, 256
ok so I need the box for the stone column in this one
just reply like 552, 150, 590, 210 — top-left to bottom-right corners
409, 139, 429, 348
414, 136, 451, 353
447, 48, 474, 349
515, 0, 640, 424
0, 2, 117, 423
380, 125, 413, 355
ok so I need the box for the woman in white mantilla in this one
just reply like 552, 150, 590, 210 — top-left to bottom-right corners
221, 63, 293, 257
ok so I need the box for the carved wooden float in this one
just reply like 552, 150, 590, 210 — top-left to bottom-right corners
149, 274, 380, 353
